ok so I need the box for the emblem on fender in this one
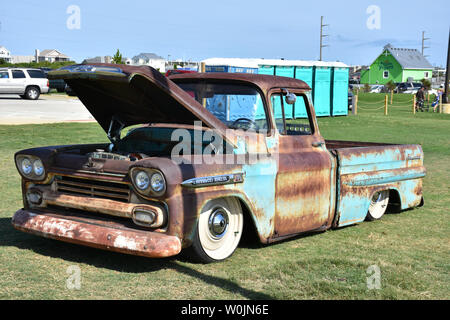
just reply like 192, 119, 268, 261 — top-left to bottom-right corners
181, 173, 245, 188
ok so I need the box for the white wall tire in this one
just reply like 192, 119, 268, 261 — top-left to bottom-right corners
366, 190, 389, 221
190, 198, 243, 263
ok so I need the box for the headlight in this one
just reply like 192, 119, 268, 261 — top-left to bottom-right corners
135, 171, 150, 190
33, 159, 45, 176
132, 169, 166, 197
16, 155, 47, 181
21, 158, 33, 175
150, 172, 165, 192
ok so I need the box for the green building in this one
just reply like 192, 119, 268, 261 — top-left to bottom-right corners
360, 44, 433, 84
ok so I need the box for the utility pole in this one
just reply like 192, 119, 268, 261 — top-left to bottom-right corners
422, 31, 430, 57
319, 16, 329, 61
443, 28, 450, 103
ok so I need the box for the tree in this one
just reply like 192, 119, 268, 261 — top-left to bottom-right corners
112, 49, 123, 64
420, 78, 431, 90
385, 80, 396, 92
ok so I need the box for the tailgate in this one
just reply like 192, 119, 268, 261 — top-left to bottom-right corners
334, 144, 426, 227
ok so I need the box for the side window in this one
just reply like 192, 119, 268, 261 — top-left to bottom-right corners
12, 70, 26, 79
27, 70, 46, 78
0, 71, 9, 79
271, 92, 313, 136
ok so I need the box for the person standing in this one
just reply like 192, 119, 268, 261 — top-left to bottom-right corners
416, 87, 425, 112
432, 89, 443, 112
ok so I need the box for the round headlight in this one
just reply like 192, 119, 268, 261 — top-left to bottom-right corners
33, 159, 45, 176
21, 158, 33, 175
150, 172, 165, 192
135, 171, 150, 190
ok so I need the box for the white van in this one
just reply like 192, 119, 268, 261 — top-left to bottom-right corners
0, 68, 49, 100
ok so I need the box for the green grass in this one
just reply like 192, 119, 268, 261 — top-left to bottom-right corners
0, 96, 449, 300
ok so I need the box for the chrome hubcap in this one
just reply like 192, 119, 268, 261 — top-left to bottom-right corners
208, 208, 229, 239
372, 192, 380, 202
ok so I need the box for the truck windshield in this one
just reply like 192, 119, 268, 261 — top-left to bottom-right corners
177, 82, 268, 132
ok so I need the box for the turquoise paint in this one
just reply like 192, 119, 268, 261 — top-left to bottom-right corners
331, 68, 349, 116
275, 66, 295, 78
258, 65, 275, 75
294, 67, 313, 119
313, 67, 331, 117
242, 159, 278, 239
343, 168, 426, 187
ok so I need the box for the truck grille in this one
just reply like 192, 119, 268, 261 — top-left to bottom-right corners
55, 175, 130, 202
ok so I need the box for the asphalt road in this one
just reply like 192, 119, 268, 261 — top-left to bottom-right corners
0, 94, 94, 124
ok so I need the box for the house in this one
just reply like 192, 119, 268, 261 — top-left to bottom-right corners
82, 56, 113, 64
0, 46, 12, 63
131, 53, 165, 71
360, 44, 433, 84
11, 55, 35, 63
35, 49, 71, 63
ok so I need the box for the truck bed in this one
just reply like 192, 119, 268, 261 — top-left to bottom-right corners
325, 139, 394, 151
325, 140, 426, 227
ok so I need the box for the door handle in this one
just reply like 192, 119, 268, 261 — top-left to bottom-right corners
312, 141, 325, 147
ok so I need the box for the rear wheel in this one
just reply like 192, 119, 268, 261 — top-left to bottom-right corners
25, 86, 40, 100
189, 198, 243, 263
366, 190, 389, 221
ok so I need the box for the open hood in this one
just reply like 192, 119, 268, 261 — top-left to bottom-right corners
48, 63, 236, 145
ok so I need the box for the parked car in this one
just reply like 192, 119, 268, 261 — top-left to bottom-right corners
40, 67, 67, 92
370, 85, 384, 93
348, 89, 354, 110
0, 68, 49, 99
11, 64, 426, 263
165, 69, 197, 77
395, 82, 422, 94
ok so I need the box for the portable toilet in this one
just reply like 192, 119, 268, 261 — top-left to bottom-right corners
275, 65, 295, 78
313, 66, 332, 117
258, 65, 275, 75
331, 67, 349, 116
293, 66, 314, 118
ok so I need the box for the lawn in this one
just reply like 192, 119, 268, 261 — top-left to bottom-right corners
0, 93, 449, 300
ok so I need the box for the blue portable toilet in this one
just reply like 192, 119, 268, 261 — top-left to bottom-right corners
275, 65, 295, 78
331, 67, 349, 116
275, 66, 295, 118
258, 65, 275, 75
294, 66, 314, 118
313, 66, 332, 117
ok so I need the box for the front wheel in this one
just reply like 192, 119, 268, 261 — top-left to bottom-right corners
189, 198, 243, 263
366, 190, 389, 221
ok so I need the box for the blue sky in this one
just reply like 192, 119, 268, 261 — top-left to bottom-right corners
1, 0, 448, 66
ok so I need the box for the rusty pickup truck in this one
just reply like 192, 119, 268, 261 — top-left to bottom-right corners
12, 64, 426, 263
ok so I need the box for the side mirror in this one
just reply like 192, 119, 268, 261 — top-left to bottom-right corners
285, 92, 297, 105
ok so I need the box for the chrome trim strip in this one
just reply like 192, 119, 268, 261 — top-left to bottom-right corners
181, 173, 244, 188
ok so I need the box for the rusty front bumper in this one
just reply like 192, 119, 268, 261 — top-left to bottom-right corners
11, 209, 182, 258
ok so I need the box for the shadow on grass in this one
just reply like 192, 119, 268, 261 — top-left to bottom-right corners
0, 217, 273, 299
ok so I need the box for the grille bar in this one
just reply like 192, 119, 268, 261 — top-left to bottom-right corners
55, 175, 131, 202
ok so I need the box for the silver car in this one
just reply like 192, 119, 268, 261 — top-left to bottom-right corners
0, 68, 49, 100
